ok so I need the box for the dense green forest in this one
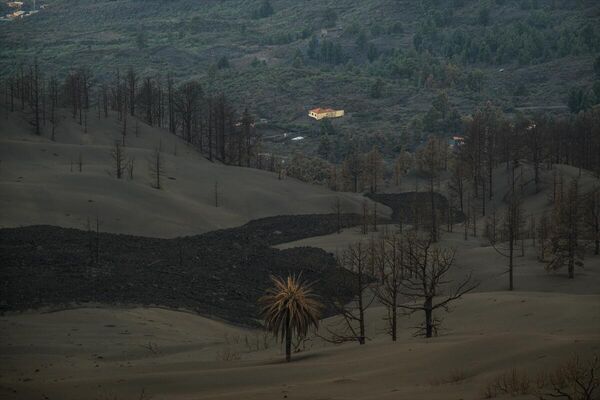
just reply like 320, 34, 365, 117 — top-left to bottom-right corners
1, 0, 599, 161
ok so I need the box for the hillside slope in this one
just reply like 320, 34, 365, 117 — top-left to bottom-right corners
0, 109, 384, 237
276, 161, 600, 293
1, 0, 598, 158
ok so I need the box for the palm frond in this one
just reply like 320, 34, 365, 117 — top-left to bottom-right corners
260, 274, 322, 342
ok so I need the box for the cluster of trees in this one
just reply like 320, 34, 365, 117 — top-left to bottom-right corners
307, 37, 346, 65
263, 30, 311, 46
2, 60, 49, 137
335, 147, 386, 193
251, 0, 274, 19
396, 102, 600, 288
1, 62, 263, 168
337, 1, 599, 83
260, 224, 478, 363
320, 8, 338, 29
324, 231, 477, 344
265, 100, 599, 250
285, 152, 331, 186
345, 20, 404, 39
450, 102, 600, 286
455, 103, 600, 207
287, 134, 423, 197
568, 84, 600, 114
422, 91, 463, 134
413, 6, 600, 66
262, 210, 599, 363
310, 102, 599, 290
260, 107, 600, 363
537, 178, 599, 277
368, 49, 486, 93
278, 146, 390, 195
481, 169, 599, 289
261, 129, 600, 363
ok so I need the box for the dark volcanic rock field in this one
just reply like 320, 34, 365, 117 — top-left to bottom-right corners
0, 214, 363, 326
366, 192, 466, 226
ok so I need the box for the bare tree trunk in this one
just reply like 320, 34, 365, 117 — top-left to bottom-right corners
472, 204, 477, 237
20, 64, 25, 111
214, 181, 219, 207
285, 313, 291, 362
32, 61, 41, 135
430, 177, 437, 242
333, 197, 342, 234
358, 284, 365, 345
509, 231, 514, 291
391, 305, 397, 341
489, 159, 493, 200
424, 298, 433, 338
208, 102, 213, 161
568, 235, 575, 279
482, 180, 486, 217
95, 215, 100, 265
373, 202, 378, 232
10, 78, 15, 112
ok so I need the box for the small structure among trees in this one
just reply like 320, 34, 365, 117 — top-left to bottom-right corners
308, 107, 344, 120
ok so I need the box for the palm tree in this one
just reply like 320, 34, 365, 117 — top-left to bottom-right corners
260, 275, 322, 362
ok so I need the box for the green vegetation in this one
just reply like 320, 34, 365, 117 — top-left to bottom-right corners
0, 0, 599, 160
252, 0, 274, 20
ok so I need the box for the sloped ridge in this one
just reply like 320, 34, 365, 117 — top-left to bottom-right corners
0, 109, 382, 237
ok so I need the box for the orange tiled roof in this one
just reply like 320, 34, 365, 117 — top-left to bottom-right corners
310, 108, 335, 114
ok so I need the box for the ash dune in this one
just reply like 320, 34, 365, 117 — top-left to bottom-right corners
0, 109, 384, 238
1, 111, 599, 400
1, 291, 598, 400
1, 110, 599, 399
1, 1, 599, 399
276, 163, 600, 295
277, 228, 600, 295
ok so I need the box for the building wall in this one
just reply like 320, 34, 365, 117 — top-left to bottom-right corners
308, 110, 344, 120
